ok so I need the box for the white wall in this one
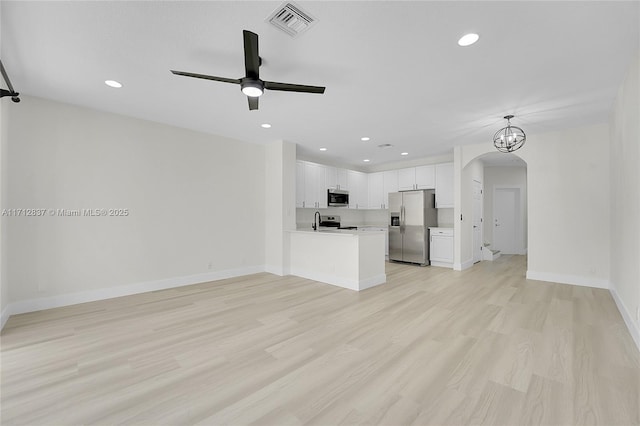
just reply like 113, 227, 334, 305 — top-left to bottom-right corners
0, 1, 8, 327
482, 166, 528, 249
609, 52, 640, 349
0, 70, 9, 327
457, 123, 610, 287
5, 96, 266, 308
265, 141, 296, 275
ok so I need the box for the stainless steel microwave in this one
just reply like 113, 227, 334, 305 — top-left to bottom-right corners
328, 189, 349, 207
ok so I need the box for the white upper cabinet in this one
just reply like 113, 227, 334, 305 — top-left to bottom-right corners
301, 161, 328, 209
337, 168, 348, 190
325, 167, 348, 190
368, 170, 398, 209
382, 170, 398, 208
398, 166, 435, 190
435, 163, 454, 208
368, 172, 384, 209
296, 160, 454, 209
325, 166, 338, 190
347, 170, 367, 209
415, 165, 435, 189
296, 161, 306, 208
398, 168, 415, 191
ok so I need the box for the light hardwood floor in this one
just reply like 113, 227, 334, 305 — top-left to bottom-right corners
1, 256, 638, 425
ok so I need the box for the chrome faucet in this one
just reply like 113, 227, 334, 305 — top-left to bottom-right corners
312, 211, 321, 231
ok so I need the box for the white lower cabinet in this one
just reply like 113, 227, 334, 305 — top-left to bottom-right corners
429, 227, 453, 268
359, 227, 389, 256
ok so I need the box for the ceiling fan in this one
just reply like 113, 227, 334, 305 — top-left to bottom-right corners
171, 30, 325, 111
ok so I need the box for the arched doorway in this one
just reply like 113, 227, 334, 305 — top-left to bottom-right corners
455, 150, 528, 270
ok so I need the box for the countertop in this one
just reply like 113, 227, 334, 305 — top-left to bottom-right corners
292, 228, 386, 236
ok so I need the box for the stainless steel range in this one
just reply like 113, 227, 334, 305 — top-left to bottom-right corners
318, 215, 358, 230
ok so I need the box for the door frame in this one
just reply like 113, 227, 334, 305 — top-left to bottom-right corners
472, 179, 483, 263
492, 185, 526, 255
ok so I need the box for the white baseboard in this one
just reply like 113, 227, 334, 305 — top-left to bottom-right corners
290, 267, 386, 291
358, 274, 387, 291
525, 270, 609, 289
5, 265, 266, 318
610, 286, 640, 353
430, 261, 453, 269
453, 258, 474, 271
265, 265, 285, 276
1, 304, 9, 331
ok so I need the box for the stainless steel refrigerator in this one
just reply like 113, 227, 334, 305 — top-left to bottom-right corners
388, 190, 438, 265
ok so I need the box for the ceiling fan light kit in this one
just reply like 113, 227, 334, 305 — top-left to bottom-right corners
493, 115, 526, 153
171, 30, 325, 111
240, 79, 264, 97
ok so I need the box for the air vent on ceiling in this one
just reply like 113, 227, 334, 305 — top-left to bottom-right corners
378, 144, 393, 149
266, 2, 317, 38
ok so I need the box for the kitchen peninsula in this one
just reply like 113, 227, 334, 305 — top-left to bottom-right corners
288, 229, 386, 291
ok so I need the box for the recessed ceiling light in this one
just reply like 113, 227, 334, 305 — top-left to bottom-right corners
319, 147, 327, 151
363, 159, 370, 162
104, 80, 122, 88
458, 33, 479, 47
261, 123, 271, 128
361, 137, 370, 141
401, 152, 409, 156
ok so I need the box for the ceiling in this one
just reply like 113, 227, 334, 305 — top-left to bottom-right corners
1, 1, 638, 170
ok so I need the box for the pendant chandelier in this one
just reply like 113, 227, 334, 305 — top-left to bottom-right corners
493, 115, 526, 153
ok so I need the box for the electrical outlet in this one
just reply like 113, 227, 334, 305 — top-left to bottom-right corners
208, 261, 213, 270
636, 306, 640, 321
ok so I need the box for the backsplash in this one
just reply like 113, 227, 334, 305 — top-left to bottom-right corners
296, 208, 375, 228
296, 207, 453, 228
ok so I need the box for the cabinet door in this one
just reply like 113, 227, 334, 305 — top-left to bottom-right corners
368, 172, 384, 209
303, 162, 317, 208
316, 165, 328, 208
435, 163, 454, 208
304, 162, 326, 208
296, 161, 306, 208
430, 235, 454, 262
352, 171, 368, 209
325, 166, 338, 190
382, 170, 398, 209
337, 168, 348, 190
398, 167, 416, 191
415, 165, 435, 189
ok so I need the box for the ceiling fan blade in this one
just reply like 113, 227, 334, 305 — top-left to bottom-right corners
264, 81, 325, 94
248, 96, 259, 111
170, 70, 240, 85
243, 30, 260, 79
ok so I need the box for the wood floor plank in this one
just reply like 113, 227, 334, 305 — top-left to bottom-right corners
1, 255, 638, 425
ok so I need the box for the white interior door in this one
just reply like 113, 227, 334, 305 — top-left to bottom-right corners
472, 180, 483, 263
494, 188, 519, 254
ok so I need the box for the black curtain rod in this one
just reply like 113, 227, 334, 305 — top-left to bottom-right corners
0, 59, 21, 103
